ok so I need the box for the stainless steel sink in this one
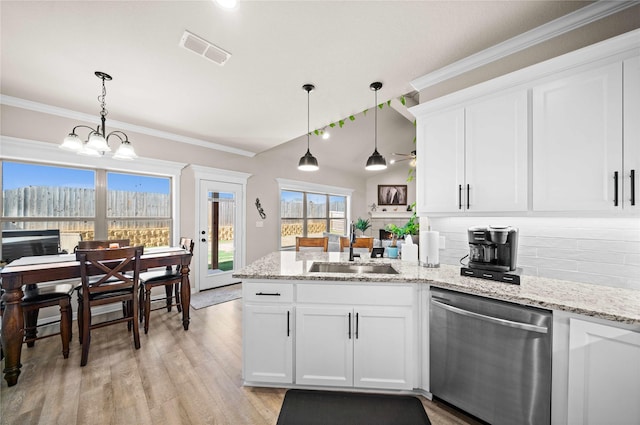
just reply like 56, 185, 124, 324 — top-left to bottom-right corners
308, 262, 398, 274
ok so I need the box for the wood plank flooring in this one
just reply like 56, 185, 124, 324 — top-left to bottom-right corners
1, 299, 479, 425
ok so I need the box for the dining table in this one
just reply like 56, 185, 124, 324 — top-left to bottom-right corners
0, 246, 193, 387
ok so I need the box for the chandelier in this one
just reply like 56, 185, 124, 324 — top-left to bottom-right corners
60, 71, 137, 160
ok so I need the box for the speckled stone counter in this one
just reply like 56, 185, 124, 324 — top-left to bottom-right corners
233, 251, 640, 325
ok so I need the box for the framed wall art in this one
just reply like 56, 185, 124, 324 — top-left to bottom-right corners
377, 185, 407, 206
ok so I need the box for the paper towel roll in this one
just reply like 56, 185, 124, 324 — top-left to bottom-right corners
419, 230, 439, 267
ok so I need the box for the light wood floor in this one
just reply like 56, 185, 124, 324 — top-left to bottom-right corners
1, 299, 479, 425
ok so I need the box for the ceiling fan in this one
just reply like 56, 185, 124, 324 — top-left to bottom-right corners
390, 150, 416, 167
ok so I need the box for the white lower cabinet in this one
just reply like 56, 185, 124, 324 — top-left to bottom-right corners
295, 305, 414, 390
242, 282, 294, 384
567, 318, 640, 425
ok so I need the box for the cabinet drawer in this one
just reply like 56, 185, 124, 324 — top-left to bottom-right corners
243, 281, 293, 303
297, 283, 413, 306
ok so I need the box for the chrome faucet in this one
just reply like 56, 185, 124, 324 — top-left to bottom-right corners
349, 221, 360, 262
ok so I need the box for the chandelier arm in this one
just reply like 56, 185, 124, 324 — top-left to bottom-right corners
71, 125, 99, 136
106, 130, 128, 142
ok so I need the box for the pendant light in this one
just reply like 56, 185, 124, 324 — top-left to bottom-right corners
365, 81, 387, 171
298, 83, 319, 171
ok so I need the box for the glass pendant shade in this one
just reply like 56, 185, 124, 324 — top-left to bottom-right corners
366, 149, 387, 170
113, 141, 138, 160
87, 132, 111, 152
298, 149, 319, 171
78, 142, 102, 157
60, 133, 83, 151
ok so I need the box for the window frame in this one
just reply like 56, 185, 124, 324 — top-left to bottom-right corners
276, 178, 353, 250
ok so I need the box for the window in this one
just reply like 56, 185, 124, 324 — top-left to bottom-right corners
277, 179, 352, 249
1, 160, 172, 261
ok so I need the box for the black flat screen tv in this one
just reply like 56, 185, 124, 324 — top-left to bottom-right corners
1, 229, 61, 264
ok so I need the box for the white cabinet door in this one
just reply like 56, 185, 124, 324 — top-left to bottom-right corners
417, 108, 465, 213
532, 62, 623, 211
243, 304, 293, 384
624, 56, 640, 211
353, 307, 413, 390
295, 306, 353, 387
567, 318, 640, 425
465, 90, 528, 212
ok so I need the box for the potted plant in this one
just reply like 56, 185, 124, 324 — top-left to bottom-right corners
355, 217, 372, 236
385, 224, 405, 258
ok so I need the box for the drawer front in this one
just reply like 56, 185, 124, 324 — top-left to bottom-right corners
297, 283, 413, 306
244, 281, 294, 303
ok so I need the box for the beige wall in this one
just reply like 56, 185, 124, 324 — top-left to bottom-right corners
419, 5, 640, 102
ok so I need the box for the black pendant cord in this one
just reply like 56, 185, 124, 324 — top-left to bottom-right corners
306, 87, 311, 152
374, 88, 378, 152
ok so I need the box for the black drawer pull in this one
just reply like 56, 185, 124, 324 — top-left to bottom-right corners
255, 292, 281, 296
466, 184, 470, 209
614, 171, 619, 206
458, 185, 462, 210
287, 310, 290, 337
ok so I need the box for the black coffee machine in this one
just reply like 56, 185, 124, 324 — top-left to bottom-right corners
467, 225, 519, 273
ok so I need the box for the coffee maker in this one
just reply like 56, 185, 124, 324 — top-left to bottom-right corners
467, 225, 518, 272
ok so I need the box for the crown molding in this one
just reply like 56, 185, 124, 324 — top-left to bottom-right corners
0, 95, 256, 158
410, 1, 638, 91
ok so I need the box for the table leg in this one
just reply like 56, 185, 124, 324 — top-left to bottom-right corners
1, 286, 24, 386
180, 264, 190, 330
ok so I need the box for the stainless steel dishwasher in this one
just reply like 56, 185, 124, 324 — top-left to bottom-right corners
430, 288, 552, 425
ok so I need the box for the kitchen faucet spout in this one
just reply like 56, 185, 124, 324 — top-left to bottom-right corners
349, 221, 360, 262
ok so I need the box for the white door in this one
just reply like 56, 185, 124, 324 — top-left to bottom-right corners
243, 304, 293, 384
532, 62, 623, 211
198, 180, 244, 290
295, 306, 354, 387
465, 90, 528, 212
417, 108, 465, 213
353, 307, 414, 390
624, 56, 640, 211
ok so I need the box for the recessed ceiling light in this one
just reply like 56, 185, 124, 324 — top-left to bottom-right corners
215, 0, 237, 9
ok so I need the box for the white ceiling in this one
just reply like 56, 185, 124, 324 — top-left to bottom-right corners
1, 1, 591, 160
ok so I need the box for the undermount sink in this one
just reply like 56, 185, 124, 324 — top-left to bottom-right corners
308, 262, 399, 275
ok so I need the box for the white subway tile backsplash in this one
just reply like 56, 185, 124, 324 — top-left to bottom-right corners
429, 216, 640, 291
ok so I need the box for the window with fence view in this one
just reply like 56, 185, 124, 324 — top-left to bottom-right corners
280, 189, 346, 248
1, 161, 172, 262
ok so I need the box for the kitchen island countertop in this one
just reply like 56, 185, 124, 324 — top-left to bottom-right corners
233, 251, 640, 325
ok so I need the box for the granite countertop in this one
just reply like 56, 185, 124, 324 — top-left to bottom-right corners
233, 251, 640, 325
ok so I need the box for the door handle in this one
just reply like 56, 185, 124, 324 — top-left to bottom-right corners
287, 310, 290, 337
348, 312, 352, 339
466, 184, 470, 209
431, 299, 548, 334
631, 169, 636, 206
355, 312, 359, 339
201, 238, 206, 242
458, 185, 462, 210
614, 171, 619, 207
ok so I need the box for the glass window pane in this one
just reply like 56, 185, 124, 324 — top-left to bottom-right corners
107, 172, 170, 218
281, 190, 303, 218
108, 219, 171, 247
281, 218, 302, 248
2, 161, 95, 217
307, 219, 327, 237
329, 195, 346, 234
306, 193, 327, 219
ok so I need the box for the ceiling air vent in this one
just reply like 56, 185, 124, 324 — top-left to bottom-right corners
179, 30, 231, 66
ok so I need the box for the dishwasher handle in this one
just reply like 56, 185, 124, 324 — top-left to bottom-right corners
431, 299, 548, 334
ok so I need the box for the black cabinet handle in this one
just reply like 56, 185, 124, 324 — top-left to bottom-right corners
255, 292, 281, 296
466, 184, 470, 209
287, 310, 290, 337
355, 312, 359, 339
458, 185, 462, 210
348, 313, 352, 339
614, 171, 619, 207
631, 169, 636, 206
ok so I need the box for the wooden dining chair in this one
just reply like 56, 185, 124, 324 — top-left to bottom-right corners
139, 237, 194, 334
339, 236, 374, 252
0, 282, 74, 359
76, 246, 143, 366
295, 237, 329, 252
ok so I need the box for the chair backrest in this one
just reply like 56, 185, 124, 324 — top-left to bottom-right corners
295, 237, 328, 252
179, 237, 195, 254
77, 239, 131, 250
339, 237, 374, 252
76, 246, 143, 296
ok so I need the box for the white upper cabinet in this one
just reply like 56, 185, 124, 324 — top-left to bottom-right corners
532, 62, 624, 211
624, 56, 640, 211
416, 90, 528, 214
